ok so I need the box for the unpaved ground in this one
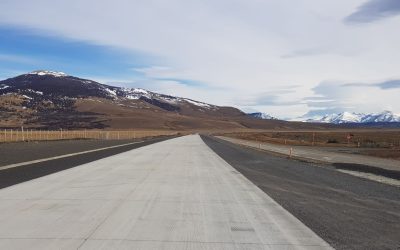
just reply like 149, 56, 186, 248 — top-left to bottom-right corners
218, 136, 400, 174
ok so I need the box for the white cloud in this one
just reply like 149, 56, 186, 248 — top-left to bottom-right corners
302, 80, 400, 118
0, 0, 400, 118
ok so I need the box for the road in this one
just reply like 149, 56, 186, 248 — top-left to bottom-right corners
0, 138, 164, 167
0, 137, 172, 189
202, 135, 400, 250
0, 135, 330, 250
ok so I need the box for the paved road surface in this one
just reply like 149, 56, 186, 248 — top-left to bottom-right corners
218, 136, 400, 173
0, 139, 156, 167
0, 135, 330, 250
203, 136, 400, 250
0, 137, 171, 189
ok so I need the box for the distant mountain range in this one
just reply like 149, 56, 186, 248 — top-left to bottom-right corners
247, 112, 277, 120
0, 70, 306, 130
303, 111, 400, 124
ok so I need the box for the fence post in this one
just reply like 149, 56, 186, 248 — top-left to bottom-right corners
21, 126, 25, 142
312, 132, 315, 146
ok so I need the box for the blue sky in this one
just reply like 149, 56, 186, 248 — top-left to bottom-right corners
0, 26, 156, 81
1, 0, 400, 118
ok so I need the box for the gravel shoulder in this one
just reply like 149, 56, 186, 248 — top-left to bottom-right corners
218, 136, 400, 178
202, 135, 400, 250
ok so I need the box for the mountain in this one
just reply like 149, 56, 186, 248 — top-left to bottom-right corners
361, 111, 400, 123
304, 111, 400, 124
247, 112, 276, 120
0, 70, 308, 130
0, 70, 225, 112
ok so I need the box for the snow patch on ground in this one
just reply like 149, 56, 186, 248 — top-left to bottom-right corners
26, 89, 43, 95
21, 95, 32, 100
104, 88, 117, 96
125, 95, 140, 100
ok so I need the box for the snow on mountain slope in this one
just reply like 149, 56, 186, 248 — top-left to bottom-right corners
361, 111, 400, 123
305, 111, 400, 124
0, 70, 223, 113
28, 70, 68, 77
248, 112, 276, 120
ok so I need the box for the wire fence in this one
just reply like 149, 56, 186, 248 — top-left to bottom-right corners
0, 128, 179, 143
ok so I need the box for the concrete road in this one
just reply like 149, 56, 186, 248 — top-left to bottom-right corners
0, 135, 330, 250
0, 138, 171, 167
203, 136, 400, 250
0, 137, 172, 189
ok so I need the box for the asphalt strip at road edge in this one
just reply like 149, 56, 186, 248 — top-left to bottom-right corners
0, 141, 143, 171
0, 136, 175, 189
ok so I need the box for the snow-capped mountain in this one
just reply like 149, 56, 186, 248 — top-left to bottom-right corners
0, 70, 221, 112
247, 112, 276, 120
305, 111, 400, 124
361, 111, 400, 123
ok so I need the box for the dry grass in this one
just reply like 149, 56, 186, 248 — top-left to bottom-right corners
0, 129, 180, 143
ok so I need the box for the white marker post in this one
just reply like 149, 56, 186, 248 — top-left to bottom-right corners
21, 126, 24, 142
312, 132, 315, 146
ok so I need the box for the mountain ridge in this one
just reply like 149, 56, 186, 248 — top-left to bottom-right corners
303, 111, 400, 124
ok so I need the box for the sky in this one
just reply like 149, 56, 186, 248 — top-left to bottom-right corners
0, 0, 399, 119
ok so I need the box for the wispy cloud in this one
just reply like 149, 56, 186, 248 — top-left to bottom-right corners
377, 79, 400, 89
236, 86, 302, 107
281, 47, 328, 59
301, 80, 400, 118
345, 0, 400, 24
342, 79, 400, 89
0, 53, 41, 64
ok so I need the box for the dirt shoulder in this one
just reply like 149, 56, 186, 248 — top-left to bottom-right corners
218, 136, 400, 179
